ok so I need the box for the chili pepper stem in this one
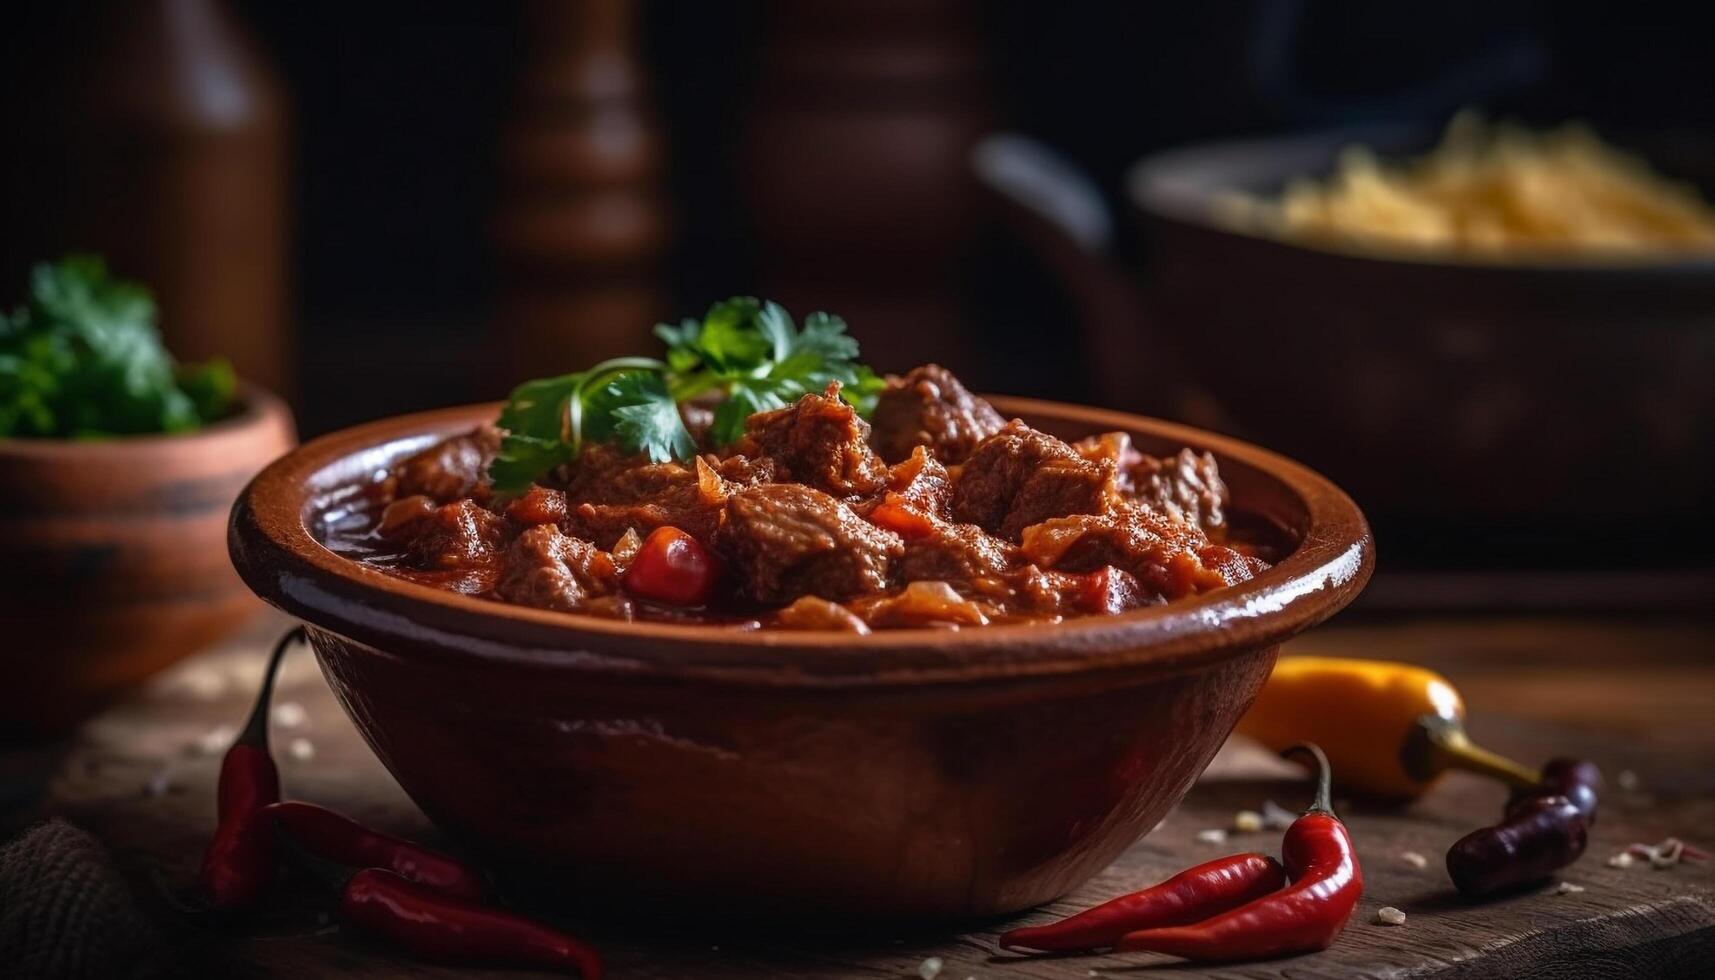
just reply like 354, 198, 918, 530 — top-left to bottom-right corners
1404, 714, 1540, 790
238, 626, 305, 751
1281, 743, 1336, 817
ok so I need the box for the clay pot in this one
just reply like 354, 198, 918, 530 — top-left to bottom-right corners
0, 386, 295, 736
229, 397, 1371, 921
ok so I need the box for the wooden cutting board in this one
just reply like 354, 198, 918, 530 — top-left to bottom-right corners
43, 613, 1715, 979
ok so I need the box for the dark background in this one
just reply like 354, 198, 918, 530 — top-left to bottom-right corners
6, 1, 1714, 577
9, 2, 1715, 422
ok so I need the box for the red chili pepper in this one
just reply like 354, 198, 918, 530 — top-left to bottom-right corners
280, 831, 601, 979
1000, 853, 1286, 952
1118, 744, 1362, 962
265, 800, 489, 901
196, 627, 302, 908
621, 526, 720, 606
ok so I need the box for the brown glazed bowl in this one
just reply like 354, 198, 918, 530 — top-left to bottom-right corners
228, 397, 1371, 922
0, 386, 296, 736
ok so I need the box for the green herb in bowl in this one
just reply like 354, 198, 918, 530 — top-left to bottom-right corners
489, 296, 885, 492
0, 255, 237, 439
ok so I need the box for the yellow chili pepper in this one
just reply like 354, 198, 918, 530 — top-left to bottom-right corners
1234, 656, 1539, 801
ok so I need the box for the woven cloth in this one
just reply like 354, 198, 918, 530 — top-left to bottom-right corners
0, 819, 162, 980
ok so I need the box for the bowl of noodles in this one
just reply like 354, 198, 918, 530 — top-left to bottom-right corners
1122, 116, 1715, 568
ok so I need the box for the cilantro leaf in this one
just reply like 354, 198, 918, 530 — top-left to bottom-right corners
0, 255, 236, 438
489, 297, 884, 490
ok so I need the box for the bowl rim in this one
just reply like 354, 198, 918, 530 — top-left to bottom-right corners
229, 396, 1373, 689
1126, 121, 1715, 276
0, 383, 291, 460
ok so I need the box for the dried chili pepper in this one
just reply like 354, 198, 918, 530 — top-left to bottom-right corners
1000, 853, 1286, 952
196, 626, 302, 908
1508, 757, 1602, 826
1117, 744, 1362, 962
279, 831, 602, 979
1447, 794, 1588, 897
265, 800, 488, 901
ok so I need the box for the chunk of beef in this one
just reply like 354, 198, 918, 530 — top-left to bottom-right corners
708, 452, 780, 488
1132, 448, 1228, 532
1017, 506, 1239, 600
895, 521, 1017, 583
728, 383, 888, 497
494, 524, 618, 612
885, 446, 952, 517
717, 484, 903, 603
383, 498, 507, 570
564, 456, 729, 548
773, 596, 872, 633
868, 364, 1004, 464
950, 421, 1116, 540
1074, 435, 1228, 533
393, 425, 502, 503
503, 484, 568, 528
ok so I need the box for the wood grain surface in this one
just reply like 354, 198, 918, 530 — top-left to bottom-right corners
33, 611, 1715, 978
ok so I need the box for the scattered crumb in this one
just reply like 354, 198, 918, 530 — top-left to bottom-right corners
273, 701, 308, 728
287, 737, 316, 762
1233, 810, 1264, 833
1556, 881, 1586, 895
1607, 852, 1636, 869
1260, 799, 1296, 830
1195, 828, 1229, 844
1088, 971, 1101, 978
919, 955, 944, 980
1399, 851, 1428, 870
1375, 906, 1407, 926
192, 725, 236, 756
1617, 769, 1641, 792
143, 769, 172, 798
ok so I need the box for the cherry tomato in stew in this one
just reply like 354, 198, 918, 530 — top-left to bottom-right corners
622, 527, 720, 606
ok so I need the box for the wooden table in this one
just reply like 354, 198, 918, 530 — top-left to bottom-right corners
23, 611, 1715, 978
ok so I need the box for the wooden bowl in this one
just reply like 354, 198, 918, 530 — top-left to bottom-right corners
228, 397, 1372, 921
0, 387, 296, 736
1125, 124, 1715, 565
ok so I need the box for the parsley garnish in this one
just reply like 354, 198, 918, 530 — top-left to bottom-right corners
0, 255, 236, 438
488, 298, 884, 492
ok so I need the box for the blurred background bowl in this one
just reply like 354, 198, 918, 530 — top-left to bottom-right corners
1122, 125, 1715, 571
0, 385, 295, 736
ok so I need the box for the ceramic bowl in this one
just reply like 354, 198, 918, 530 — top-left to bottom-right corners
0, 386, 296, 736
228, 397, 1371, 921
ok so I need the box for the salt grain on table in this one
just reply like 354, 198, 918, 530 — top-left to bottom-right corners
1556, 881, 1586, 894
918, 955, 943, 979
273, 701, 308, 728
1195, 828, 1228, 844
1400, 851, 1428, 869
287, 737, 316, 761
193, 725, 235, 756
1607, 852, 1636, 869
1375, 906, 1407, 926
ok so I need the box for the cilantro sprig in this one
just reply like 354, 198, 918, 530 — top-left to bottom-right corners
488, 298, 884, 492
0, 255, 236, 439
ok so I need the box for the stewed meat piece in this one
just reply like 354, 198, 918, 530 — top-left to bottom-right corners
1018, 505, 1245, 599
895, 521, 1018, 583
565, 456, 730, 548
717, 484, 903, 603
494, 524, 619, 612
951, 421, 1117, 540
1075, 433, 1229, 532
729, 383, 889, 497
393, 425, 502, 503
380, 497, 507, 570
885, 446, 953, 517
1132, 448, 1228, 532
868, 363, 1005, 464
